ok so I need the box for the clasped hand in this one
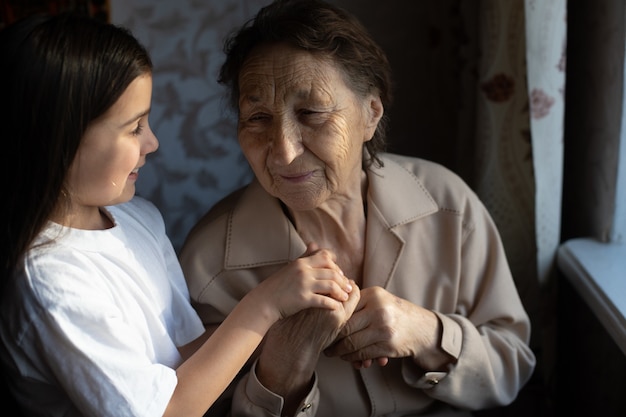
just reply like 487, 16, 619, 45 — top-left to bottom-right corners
260, 246, 442, 374
325, 285, 441, 369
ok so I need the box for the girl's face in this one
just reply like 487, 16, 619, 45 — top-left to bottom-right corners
237, 43, 383, 212
63, 74, 158, 227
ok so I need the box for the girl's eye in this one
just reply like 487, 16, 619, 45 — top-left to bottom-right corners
131, 122, 144, 136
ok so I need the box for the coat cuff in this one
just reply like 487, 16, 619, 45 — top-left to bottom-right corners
434, 311, 463, 358
401, 312, 463, 390
233, 359, 320, 417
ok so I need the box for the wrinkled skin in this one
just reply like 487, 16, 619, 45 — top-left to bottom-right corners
237, 43, 453, 416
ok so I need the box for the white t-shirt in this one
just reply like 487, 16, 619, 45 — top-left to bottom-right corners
0, 196, 205, 417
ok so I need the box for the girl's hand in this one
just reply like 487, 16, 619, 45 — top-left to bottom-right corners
254, 243, 354, 321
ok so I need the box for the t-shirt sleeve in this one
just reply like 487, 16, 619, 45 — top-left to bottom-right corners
23, 259, 178, 417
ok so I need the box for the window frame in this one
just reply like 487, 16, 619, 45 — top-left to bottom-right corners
557, 33, 626, 356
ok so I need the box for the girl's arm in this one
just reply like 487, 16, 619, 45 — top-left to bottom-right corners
164, 247, 354, 417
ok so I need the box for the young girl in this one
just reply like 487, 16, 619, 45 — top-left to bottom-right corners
0, 13, 356, 417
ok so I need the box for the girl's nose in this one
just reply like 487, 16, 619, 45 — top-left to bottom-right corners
142, 126, 159, 155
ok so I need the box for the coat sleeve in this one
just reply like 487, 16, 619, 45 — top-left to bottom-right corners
402, 197, 536, 410
231, 360, 320, 417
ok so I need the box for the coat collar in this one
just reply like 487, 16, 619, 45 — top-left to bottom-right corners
366, 154, 438, 229
224, 154, 438, 269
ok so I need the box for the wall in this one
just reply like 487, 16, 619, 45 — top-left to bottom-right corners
111, 0, 265, 251
110, 0, 457, 252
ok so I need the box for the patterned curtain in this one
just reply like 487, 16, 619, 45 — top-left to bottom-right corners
470, 0, 567, 411
524, 0, 567, 288
524, 1, 567, 403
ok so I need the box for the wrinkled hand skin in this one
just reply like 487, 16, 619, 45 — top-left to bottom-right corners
325, 286, 449, 371
255, 285, 360, 415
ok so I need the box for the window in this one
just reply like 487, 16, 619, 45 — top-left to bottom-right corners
557, 0, 626, 356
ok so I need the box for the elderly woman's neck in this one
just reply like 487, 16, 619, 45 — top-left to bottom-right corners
289, 172, 368, 283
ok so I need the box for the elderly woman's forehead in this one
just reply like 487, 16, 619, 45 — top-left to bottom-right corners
246, 42, 330, 63
239, 63, 345, 98
241, 43, 344, 78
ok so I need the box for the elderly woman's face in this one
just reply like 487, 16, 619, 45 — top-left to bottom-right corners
237, 43, 382, 211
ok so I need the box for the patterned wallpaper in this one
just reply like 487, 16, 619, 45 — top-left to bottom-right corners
111, 0, 437, 253
111, 0, 266, 251
110, 0, 477, 253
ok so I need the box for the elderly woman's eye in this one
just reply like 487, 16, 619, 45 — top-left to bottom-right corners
299, 109, 322, 119
299, 109, 326, 125
248, 113, 270, 122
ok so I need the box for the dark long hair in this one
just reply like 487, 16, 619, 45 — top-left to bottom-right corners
0, 13, 152, 290
218, 0, 394, 168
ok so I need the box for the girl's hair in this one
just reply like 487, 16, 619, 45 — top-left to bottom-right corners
0, 13, 152, 289
218, 0, 394, 169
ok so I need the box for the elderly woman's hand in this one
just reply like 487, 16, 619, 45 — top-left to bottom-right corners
255, 281, 361, 415
324, 286, 453, 371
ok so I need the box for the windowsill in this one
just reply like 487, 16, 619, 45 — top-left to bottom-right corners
557, 237, 626, 356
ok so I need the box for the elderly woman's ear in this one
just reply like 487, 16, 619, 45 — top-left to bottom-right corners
364, 95, 384, 142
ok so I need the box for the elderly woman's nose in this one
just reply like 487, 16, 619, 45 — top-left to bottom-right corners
270, 120, 303, 165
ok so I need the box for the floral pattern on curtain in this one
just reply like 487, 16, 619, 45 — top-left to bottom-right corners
524, 0, 567, 287
524, 0, 567, 404
472, 1, 566, 409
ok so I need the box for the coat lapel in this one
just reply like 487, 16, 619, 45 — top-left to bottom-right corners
362, 155, 438, 288
224, 155, 438, 286
225, 179, 306, 268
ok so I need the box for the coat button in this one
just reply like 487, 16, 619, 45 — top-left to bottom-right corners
427, 377, 439, 386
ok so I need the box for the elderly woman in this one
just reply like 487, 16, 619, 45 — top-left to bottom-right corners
180, 0, 536, 416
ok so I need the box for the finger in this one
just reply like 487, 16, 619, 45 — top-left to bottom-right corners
345, 337, 388, 361
336, 307, 369, 339
326, 321, 376, 358
304, 248, 340, 271
351, 360, 365, 369
340, 346, 388, 364
377, 357, 389, 367
311, 279, 350, 301
303, 241, 321, 256
325, 327, 385, 361
342, 281, 360, 314
307, 294, 345, 311
360, 359, 373, 368
289, 253, 346, 289
351, 357, 388, 369
307, 268, 353, 295
293, 251, 345, 282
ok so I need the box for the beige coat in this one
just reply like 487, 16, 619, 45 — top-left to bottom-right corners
180, 153, 536, 417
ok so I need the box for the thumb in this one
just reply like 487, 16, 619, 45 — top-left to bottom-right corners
303, 241, 321, 256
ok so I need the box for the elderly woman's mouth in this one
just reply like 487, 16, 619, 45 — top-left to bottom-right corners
279, 172, 314, 182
